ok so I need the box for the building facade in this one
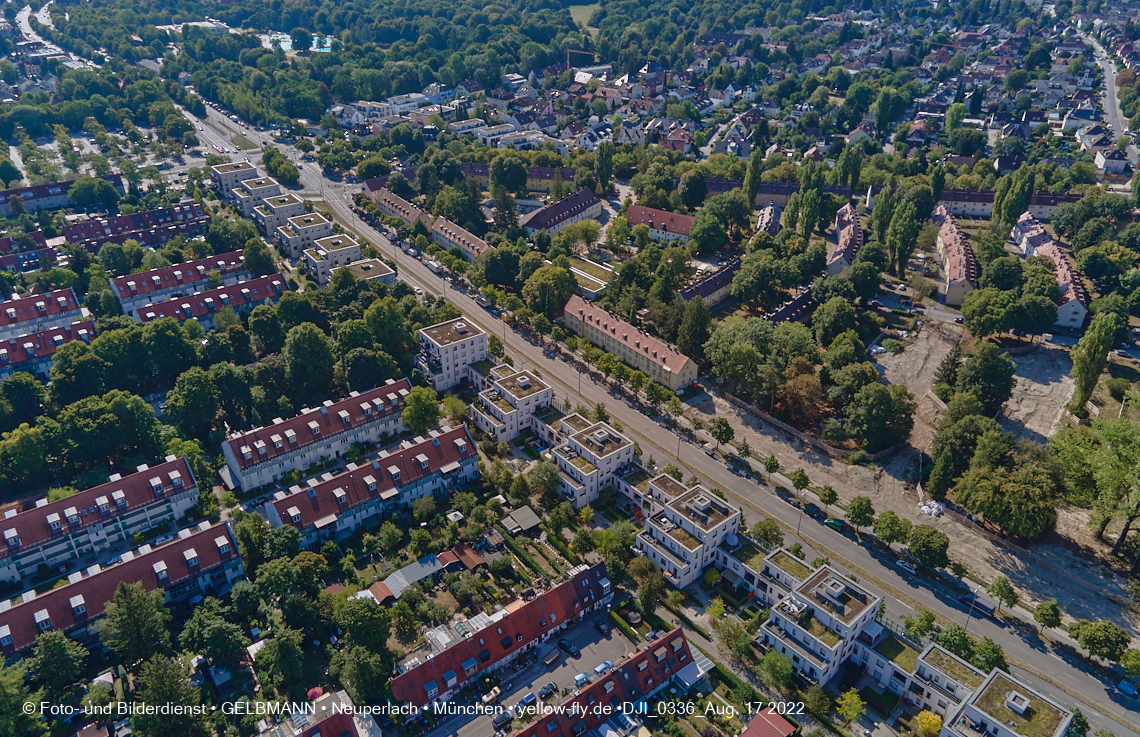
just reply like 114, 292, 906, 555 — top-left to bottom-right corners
562, 295, 697, 391
932, 205, 979, 307
521, 189, 603, 235
1011, 212, 1088, 328
111, 251, 249, 317
232, 176, 282, 216
253, 193, 306, 236
0, 456, 200, 584
828, 203, 863, 275
0, 319, 95, 381
624, 205, 695, 243
0, 288, 84, 342
261, 425, 478, 548
63, 202, 209, 252
469, 368, 553, 441
431, 217, 489, 262
276, 212, 335, 259
303, 234, 362, 286
636, 482, 741, 588
222, 379, 412, 491
417, 317, 488, 390
209, 162, 259, 200
136, 275, 287, 331
547, 419, 635, 508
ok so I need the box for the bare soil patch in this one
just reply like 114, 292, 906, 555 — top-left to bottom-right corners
999, 344, 1074, 442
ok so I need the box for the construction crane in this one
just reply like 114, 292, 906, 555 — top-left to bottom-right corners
566, 47, 598, 72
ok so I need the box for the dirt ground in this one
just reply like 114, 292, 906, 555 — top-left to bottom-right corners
876, 322, 961, 453
1000, 344, 1075, 442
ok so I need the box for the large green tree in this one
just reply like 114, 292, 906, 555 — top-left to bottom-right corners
97, 582, 172, 668
1070, 311, 1120, 412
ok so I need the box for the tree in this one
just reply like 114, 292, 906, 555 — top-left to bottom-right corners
956, 342, 1016, 415
933, 624, 975, 662
916, 710, 943, 737
131, 655, 210, 737
244, 237, 277, 276
751, 517, 783, 548
873, 511, 913, 547
1122, 649, 1140, 677
284, 323, 335, 403
1034, 600, 1062, 632
908, 525, 950, 569
338, 598, 392, 653
710, 418, 734, 448
836, 688, 866, 726
743, 148, 763, 207
490, 155, 528, 195
818, 485, 838, 514
946, 102, 968, 131
804, 684, 832, 717
595, 140, 614, 190
529, 459, 562, 505
987, 576, 1020, 616
1069, 709, 1090, 737
846, 383, 916, 452
68, 175, 120, 209
846, 496, 875, 535
523, 265, 576, 318
678, 297, 712, 364
885, 200, 920, 276
813, 296, 857, 347
678, 170, 708, 208
903, 607, 937, 639
973, 637, 1009, 672
402, 386, 440, 436
165, 366, 218, 440
27, 630, 87, 699
98, 582, 171, 668
927, 450, 955, 500
1070, 311, 1121, 412
290, 27, 313, 53
763, 454, 779, 477
1069, 619, 1132, 662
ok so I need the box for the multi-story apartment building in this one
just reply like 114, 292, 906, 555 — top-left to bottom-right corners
0, 456, 200, 584
0, 319, 95, 381
136, 274, 287, 331
253, 690, 382, 737
63, 202, 210, 252
759, 565, 880, 685
1011, 212, 1088, 328
253, 193, 306, 236
209, 162, 259, 200
717, 544, 813, 608
261, 425, 478, 548
336, 258, 396, 286
520, 188, 602, 235
110, 251, 248, 317
636, 482, 741, 587
828, 202, 863, 275
562, 295, 697, 392
547, 420, 635, 507
932, 205, 979, 307
222, 379, 412, 491
417, 317, 488, 390
431, 217, 489, 262
390, 563, 615, 709
276, 212, 334, 259
624, 205, 696, 243
232, 176, 282, 216
941, 670, 1072, 737
374, 188, 435, 230
900, 644, 986, 719
469, 368, 553, 441
0, 522, 244, 656
0, 175, 125, 217
0, 288, 84, 342
303, 234, 362, 286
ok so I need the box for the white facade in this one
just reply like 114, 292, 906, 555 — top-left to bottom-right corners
469, 369, 553, 441
417, 317, 488, 391
232, 177, 282, 216
253, 193, 306, 237
548, 420, 635, 508
276, 213, 335, 259
635, 482, 741, 588
303, 234, 362, 286
210, 162, 259, 199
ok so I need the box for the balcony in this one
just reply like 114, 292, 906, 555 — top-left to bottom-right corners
636, 530, 691, 571
760, 620, 825, 677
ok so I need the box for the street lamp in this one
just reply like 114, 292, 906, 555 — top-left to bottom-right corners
963, 584, 983, 633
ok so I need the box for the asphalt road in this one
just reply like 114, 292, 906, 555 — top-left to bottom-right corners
190, 107, 1140, 737
1083, 33, 1138, 165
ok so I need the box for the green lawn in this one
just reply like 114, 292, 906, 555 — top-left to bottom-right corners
568, 3, 600, 27
570, 257, 613, 282
874, 634, 919, 671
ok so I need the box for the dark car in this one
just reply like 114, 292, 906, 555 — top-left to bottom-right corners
595, 622, 611, 637
492, 712, 514, 730
558, 638, 580, 656
538, 682, 558, 700
803, 503, 822, 518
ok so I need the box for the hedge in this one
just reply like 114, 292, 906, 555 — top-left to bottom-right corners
662, 600, 712, 639
540, 523, 582, 565
609, 611, 640, 643
495, 524, 551, 579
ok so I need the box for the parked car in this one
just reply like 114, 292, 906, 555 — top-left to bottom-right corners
594, 622, 612, 637
515, 693, 537, 713
954, 317, 964, 324
538, 682, 558, 700
895, 560, 918, 575
958, 593, 996, 617
803, 503, 823, 519
1119, 679, 1138, 697
594, 660, 614, 675
492, 712, 514, 730
558, 638, 580, 656
912, 301, 926, 309
481, 687, 501, 704
574, 673, 591, 687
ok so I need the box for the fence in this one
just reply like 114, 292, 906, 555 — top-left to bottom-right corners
943, 509, 1139, 613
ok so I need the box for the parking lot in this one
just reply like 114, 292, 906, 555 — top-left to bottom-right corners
422, 609, 633, 737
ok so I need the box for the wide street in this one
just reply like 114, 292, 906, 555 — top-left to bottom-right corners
190, 108, 1140, 737
1082, 32, 1138, 165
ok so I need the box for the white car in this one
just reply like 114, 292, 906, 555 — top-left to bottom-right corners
895, 560, 918, 575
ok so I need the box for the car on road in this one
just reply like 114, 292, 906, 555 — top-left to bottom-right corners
515, 693, 537, 713
594, 622, 611, 637
912, 301, 926, 309
1119, 679, 1137, 697
895, 560, 918, 575
823, 519, 844, 533
958, 593, 996, 617
414, 287, 423, 296
574, 673, 591, 687
558, 638, 580, 656
492, 712, 513, 730
803, 503, 823, 518
105, 555, 122, 566
481, 686, 501, 704
594, 660, 614, 675
954, 317, 964, 324
538, 682, 558, 700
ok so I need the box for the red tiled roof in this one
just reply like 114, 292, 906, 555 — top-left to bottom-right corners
0, 288, 82, 332
932, 206, 979, 288
522, 189, 600, 231
452, 542, 486, 570
1014, 213, 1087, 308
740, 709, 797, 737
390, 563, 613, 705
0, 319, 94, 369
431, 217, 489, 258
111, 251, 246, 300
0, 457, 196, 557
226, 380, 413, 472
367, 581, 394, 604
512, 629, 694, 737
64, 202, 208, 250
136, 275, 286, 323
271, 424, 476, 531
564, 295, 695, 376
829, 203, 863, 266
625, 205, 696, 237
0, 523, 238, 654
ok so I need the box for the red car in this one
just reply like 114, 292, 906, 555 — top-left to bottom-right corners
912, 301, 926, 309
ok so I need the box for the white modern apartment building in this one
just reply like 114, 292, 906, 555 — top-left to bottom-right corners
759, 565, 881, 685
222, 379, 412, 492
253, 193, 305, 236
303, 234, 362, 286
337, 258, 396, 286
0, 456, 200, 584
547, 420, 635, 508
417, 317, 488, 390
276, 212, 334, 259
111, 251, 248, 317
261, 425, 479, 548
0, 289, 84, 342
941, 670, 1072, 737
497, 130, 570, 156
636, 482, 741, 588
717, 543, 814, 608
210, 161, 259, 199
469, 368, 553, 441
386, 92, 430, 113
232, 176, 281, 216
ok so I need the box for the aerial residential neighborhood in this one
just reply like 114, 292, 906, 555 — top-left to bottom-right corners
1, 2, 1140, 737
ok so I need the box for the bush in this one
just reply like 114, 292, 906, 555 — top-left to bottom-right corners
849, 450, 867, 464
881, 338, 903, 353
1106, 377, 1131, 401
932, 383, 955, 403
